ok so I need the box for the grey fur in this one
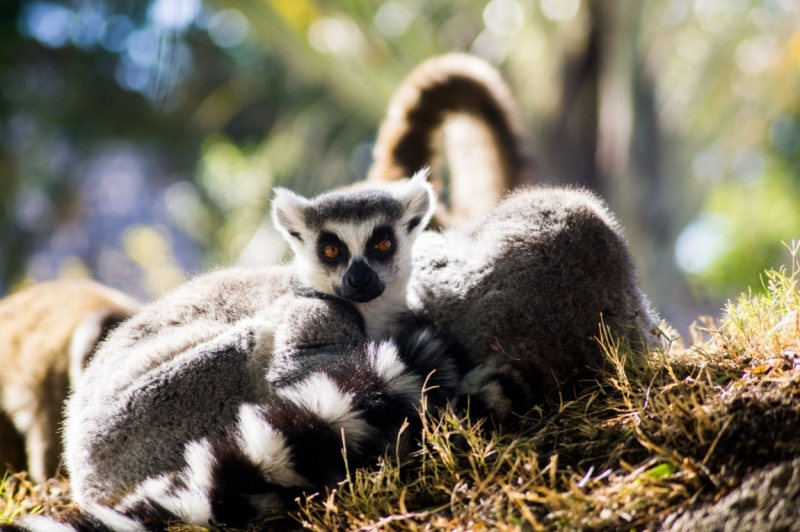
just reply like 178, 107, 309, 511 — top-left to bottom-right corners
62, 266, 462, 529
362, 55, 658, 422
64, 265, 361, 506
410, 186, 660, 420
300, 190, 404, 229
59, 178, 459, 529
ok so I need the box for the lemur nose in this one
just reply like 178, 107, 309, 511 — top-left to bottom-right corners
345, 260, 377, 289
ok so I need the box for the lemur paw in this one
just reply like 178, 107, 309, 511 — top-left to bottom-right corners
246, 318, 277, 362
454, 359, 532, 427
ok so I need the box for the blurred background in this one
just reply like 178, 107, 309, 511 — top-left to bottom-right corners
0, 0, 799, 334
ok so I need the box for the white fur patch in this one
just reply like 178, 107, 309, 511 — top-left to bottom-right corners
251, 319, 276, 363
120, 439, 216, 526
271, 187, 311, 242
84, 503, 147, 532
69, 310, 108, 386
236, 404, 309, 487
400, 169, 437, 232
19, 516, 78, 532
294, 248, 339, 297
277, 373, 375, 448
324, 220, 380, 260
368, 341, 405, 381
367, 342, 421, 403
353, 278, 411, 340
119, 476, 173, 515
183, 439, 216, 494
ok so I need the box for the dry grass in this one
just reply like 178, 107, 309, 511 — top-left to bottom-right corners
294, 244, 800, 531
3, 244, 799, 531
0, 473, 73, 523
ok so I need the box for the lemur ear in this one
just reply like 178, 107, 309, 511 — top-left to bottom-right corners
271, 188, 312, 242
398, 168, 436, 235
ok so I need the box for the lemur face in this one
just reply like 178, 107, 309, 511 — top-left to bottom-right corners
272, 170, 435, 304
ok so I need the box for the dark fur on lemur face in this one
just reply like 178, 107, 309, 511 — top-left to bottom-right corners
272, 169, 435, 338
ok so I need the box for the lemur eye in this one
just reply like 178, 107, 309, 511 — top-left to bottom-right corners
375, 239, 392, 253
322, 245, 340, 259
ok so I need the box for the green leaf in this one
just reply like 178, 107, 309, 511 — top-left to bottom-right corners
646, 463, 677, 479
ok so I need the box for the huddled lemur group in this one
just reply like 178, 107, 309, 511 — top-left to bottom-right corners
2, 54, 659, 532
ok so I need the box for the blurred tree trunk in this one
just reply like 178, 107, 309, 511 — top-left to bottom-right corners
548, 3, 602, 192
0, 0, 24, 293
548, 0, 680, 322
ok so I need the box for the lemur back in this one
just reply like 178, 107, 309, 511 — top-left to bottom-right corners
13, 175, 465, 531
410, 187, 660, 423
0, 279, 139, 482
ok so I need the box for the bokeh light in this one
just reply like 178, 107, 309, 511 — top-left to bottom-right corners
149, 0, 200, 32
19, 2, 73, 48
675, 214, 732, 275
374, 2, 417, 38
1, 0, 799, 333
540, 0, 580, 22
208, 9, 250, 48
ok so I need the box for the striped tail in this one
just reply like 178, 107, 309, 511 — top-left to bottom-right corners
4, 325, 463, 531
2, 503, 158, 532
368, 53, 535, 227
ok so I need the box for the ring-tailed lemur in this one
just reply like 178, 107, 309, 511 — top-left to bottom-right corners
0, 279, 140, 482
364, 54, 659, 424
4, 172, 464, 532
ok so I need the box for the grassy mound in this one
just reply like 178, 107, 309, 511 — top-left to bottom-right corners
297, 251, 800, 531
3, 246, 799, 531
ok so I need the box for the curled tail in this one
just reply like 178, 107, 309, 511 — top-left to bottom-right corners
368, 53, 535, 226
1, 504, 155, 532
4, 326, 462, 532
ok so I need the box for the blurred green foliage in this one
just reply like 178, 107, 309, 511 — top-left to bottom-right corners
687, 169, 800, 297
1, 0, 799, 326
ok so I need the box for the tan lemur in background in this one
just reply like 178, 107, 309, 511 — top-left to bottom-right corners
0, 279, 140, 482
